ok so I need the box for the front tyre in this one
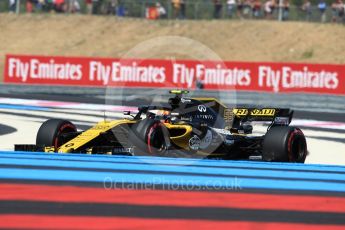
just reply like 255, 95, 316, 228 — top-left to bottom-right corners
263, 126, 307, 163
36, 119, 77, 150
129, 118, 170, 156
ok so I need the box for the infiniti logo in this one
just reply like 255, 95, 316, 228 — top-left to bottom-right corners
198, 105, 207, 112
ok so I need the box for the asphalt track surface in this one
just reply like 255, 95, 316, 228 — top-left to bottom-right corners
0, 88, 345, 229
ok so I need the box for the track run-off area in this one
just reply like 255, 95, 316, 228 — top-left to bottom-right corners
0, 97, 344, 165
0, 96, 344, 229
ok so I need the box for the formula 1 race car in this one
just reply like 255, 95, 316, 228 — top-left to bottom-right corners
15, 90, 307, 163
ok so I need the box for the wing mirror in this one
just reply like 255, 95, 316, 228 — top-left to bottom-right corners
124, 111, 136, 119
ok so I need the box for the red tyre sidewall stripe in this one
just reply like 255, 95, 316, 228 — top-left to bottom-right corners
287, 129, 305, 162
54, 123, 76, 150
147, 122, 160, 154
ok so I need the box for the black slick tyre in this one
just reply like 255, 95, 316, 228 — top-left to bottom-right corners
36, 119, 77, 150
263, 126, 307, 163
129, 118, 170, 155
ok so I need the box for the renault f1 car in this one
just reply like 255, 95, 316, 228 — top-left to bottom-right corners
15, 90, 307, 162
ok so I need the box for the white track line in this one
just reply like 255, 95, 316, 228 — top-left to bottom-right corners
0, 97, 136, 112
292, 119, 345, 131
0, 108, 126, 124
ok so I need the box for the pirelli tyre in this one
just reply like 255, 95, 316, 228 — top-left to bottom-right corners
36, 119, 77, 150
262, 126, 307, 163
129, 118, 170, 156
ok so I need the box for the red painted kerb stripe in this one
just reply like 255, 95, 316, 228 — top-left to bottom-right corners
0, 183, 344, 213
0, 215, 345, 230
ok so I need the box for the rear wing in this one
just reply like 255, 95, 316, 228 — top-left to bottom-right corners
191, 97, 293, 129
230, 108, 293, 129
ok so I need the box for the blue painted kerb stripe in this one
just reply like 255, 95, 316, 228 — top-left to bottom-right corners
0, 151, 345, 193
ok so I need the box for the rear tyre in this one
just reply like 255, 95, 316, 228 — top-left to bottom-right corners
36, 119, 77, 150
262, 126, 307, 163
129, 118, 170, 155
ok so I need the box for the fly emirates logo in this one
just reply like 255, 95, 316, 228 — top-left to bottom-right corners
8, 58, 82, 82
258, 66, 339, 92
89, 61, 166, 85
172, 63, 251, 88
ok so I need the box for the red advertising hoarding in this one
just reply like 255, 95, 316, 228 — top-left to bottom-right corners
4, 54, 345, 95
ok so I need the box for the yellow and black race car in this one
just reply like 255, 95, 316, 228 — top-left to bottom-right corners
15, 90, 307, 163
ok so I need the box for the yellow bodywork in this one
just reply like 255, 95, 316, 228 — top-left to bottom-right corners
54, 118, 193, 153
58, 120, 135, 153
164, 123, 193, 149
